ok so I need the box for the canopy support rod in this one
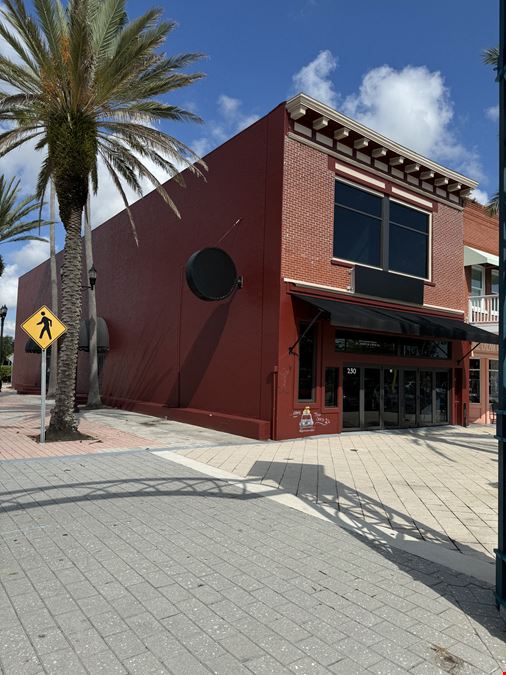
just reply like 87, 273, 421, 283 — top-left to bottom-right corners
457, 342, 481, 365
289, 310, 324, 355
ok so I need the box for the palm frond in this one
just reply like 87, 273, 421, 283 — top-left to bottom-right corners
483, 46, 499, 66
0, 174, 50, 245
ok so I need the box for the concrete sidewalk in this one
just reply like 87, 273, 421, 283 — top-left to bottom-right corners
0, 450, 505, 674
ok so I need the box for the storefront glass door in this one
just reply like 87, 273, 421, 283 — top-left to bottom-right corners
364, 368, 381, 428
342, 365, 450, 431
402, 370, 417, 427
383, 368, 399, 428
342, 366, 360, 429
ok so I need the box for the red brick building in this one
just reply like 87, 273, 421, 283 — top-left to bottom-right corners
463, 201, 500, 424
13, 94, 498, 439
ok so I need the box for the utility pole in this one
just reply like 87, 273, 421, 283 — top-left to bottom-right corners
496, 0, 506, 611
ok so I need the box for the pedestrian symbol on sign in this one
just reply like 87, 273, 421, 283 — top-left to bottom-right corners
37, 311, 52, 341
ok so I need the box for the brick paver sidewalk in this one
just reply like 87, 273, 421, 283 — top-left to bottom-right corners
0, 450, 505, 674
0, 389, 164, 459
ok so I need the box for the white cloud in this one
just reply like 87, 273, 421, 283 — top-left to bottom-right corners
292, 50, 338, 107
191, 95, 259, 159
470, 188, 489, 205
342, 65, 484, 181
486, 105, 499, 122
0, 240, 49, 336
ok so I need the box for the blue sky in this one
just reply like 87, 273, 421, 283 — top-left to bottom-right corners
0, 0, 500, 335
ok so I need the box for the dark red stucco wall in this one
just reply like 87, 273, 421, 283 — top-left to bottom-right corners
13, 104, 286, 438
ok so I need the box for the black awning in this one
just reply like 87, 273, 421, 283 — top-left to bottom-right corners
293, 293, 499, 345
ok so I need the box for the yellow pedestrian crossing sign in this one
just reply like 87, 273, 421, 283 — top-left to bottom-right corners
21, 305, 67, 350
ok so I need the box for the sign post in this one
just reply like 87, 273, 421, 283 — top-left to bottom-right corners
20, 305, 67, 444
40, 349, 47, 443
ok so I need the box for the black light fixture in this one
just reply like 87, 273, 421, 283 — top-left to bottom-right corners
0, 304, 8, 393
88, 265, 97, 291
62, 264, 98, 291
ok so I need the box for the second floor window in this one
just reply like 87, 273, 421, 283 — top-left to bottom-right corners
491, 269, 499, 295
333, 179, 430, 279
471, 266, 484, 296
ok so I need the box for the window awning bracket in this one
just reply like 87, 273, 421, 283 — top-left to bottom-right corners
457, 343, 481, 365
288, 310, 324, 356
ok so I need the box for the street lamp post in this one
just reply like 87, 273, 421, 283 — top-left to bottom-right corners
0, 305, 7, 393
497, 0, 506, 611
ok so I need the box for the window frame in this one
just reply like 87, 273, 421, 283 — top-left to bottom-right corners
470, 265, 485, 296
388, 197, 432, 281
332, 178, 432, 282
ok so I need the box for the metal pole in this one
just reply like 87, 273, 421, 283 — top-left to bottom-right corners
0, 315, 4, 393
40, 349, 46, 444
496, 0, 506, 609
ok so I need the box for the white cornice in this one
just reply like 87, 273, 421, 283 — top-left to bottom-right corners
286, 93, 478, 190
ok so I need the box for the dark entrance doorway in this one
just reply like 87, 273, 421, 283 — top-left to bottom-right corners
343, 365, 450, 431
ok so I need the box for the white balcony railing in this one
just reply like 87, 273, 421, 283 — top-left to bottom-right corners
469, 294, 499, 324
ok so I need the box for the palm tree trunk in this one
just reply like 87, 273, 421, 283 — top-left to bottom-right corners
47, 180, 58, 399
84, 195, 101, 408
47, 205, 83, 435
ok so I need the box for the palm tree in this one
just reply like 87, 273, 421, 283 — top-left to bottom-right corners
0, 174, 47, 275
0, 0, 205, 437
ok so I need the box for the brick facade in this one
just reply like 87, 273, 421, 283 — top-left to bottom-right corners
464, 200, 498, 254
281, 136, 465, 314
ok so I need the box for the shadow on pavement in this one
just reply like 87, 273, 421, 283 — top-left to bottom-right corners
0, 466, 504, 653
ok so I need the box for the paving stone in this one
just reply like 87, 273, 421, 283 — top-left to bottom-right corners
105, 630, 148, 660
246, 654, 292, 673
123, 651, 171, 674
0, 649, 43, 675
90, 610, 129, 637
206, 653, 252, 674
289, 656, 335, 674
218, 633, 265, 662
372, 639, 424, 670
328, 657, 363, 674
80, 648, 128, 673
40, 648, 88, 674
297, 636, 341, 666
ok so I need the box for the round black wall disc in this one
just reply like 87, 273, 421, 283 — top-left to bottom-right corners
186, 247, 239, 301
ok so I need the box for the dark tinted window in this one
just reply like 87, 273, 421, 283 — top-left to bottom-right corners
389, 224, 428, 278
390, 201, 429, 233
335, 181, 382, 217
297, 323, 316, 401
469, 358, 480, 403
333, 206, 381, 266
325, 368, 339, 407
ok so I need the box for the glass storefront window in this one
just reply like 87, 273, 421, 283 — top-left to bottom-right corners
334, 331, 449, 360
324, 368, 339, 407
297, 322, 316, 401
469, 358, 481, 403
490, 359, 499, 407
